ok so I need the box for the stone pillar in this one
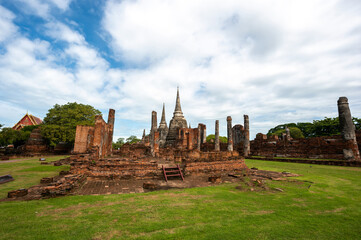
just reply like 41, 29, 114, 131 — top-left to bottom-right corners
243, 115, 250, 157
107, 109, 115, 156
285, 126, 291, 141
215, 120, 220, 151
151, 111, 157, 156
197, 124, 201, 151
202, 125, 207, 144
93, 115, 104, 158
227, 116, 233, 152
338, 97, 360, 161
151, 111, 157, 134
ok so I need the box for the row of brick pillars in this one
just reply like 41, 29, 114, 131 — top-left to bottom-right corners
213, 115, 250, 156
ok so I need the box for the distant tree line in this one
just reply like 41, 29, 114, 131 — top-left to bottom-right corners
0, 102, 101, 148
267, 117, 361, 139
112, 136, 141, 149
0, 125, 39, 147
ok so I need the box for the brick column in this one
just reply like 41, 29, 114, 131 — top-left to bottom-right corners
338, 97, 360, 160
151, 111, 157, 156
197, 124, 201, 151
227, 116, 233, 152
243, 115, 250, 157
215, 120, 220, 151
107, 109, 115, 156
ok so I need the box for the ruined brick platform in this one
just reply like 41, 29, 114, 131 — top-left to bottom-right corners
248, 156, 361, 167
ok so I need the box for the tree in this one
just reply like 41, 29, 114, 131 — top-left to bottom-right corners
125, 135, 141, 144
296, 122, 314, 138
0, 128, 19, 147
0, 125, 37, 147
206, 134, 228, 143
267, 123, 298, 136
112, 137, 125, 149
311, 117, 340, 137
269, 126, 304, 139
267, 116, 360, 139
41, 102, 101, 147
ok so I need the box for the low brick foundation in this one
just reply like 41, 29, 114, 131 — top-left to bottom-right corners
248, 156, 361, 167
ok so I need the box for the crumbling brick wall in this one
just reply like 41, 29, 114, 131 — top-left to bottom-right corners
73, 109, 115, 159
176, 128, 199, 150
250, 133, 360, 159
69, 150, 247, 181
116, 143, 151, 158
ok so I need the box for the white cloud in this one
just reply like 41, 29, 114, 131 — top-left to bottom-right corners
17, 0, 73, 18
0, 6, 17, 42
45, 22, 85, 44
49, 0, 72, 11
102, 0, 361, 138
1, 1, 361, 140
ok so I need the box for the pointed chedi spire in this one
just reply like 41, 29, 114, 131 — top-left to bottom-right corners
165, 87, 188, 146
173, 86, 185, 118
158, 103, 168, 129
158, 103, 169, 147
161, 103, 166, 123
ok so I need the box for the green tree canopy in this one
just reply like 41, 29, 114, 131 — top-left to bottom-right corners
112, 137, 125, 149
41, 102, 101, 147
206, 134, 228, 143
125, 135, 141, 144
267, 117, 361, 138
269, 126, 305, 139
0, 125, 39, 147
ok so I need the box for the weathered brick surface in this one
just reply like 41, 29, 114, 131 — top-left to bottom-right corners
73, 109, 115, 159
40, 177, 53, 184
8, 188, 28, 198
69, 147, 248, 181
40, 174, 86, 197
24, 128, 48, 153
250, 133, 361, 160
184, 159, 247, 175
70, 155, 161, 180
73, 126, 94, 153
116, 143, 151, 158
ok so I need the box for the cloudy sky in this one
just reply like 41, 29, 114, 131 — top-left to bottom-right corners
0, 0, 360, 140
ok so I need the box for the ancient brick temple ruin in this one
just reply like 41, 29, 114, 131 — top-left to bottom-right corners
7, 88, 251, 199
144, 87, 251, 157
69, 87, 250, 188
251, 97, 361, 161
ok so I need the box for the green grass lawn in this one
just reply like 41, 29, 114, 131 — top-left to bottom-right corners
0, 159, 360, 240
0, 156, 70, 199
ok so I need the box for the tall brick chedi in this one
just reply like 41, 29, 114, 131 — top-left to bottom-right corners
337, 97, 360, 161
166, 87, 188, 146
